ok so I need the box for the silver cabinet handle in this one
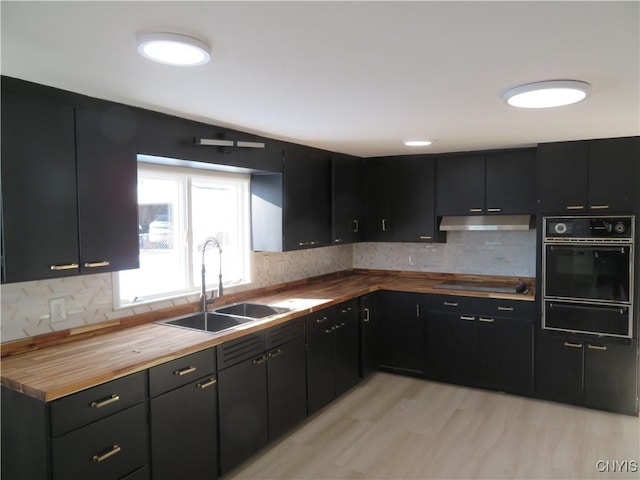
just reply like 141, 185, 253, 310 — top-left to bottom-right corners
334, 238, 343, 243
195, 138, 234, 147
298, 241, 310, 246
587, 344, 607, 351
236, 141, 265, 149
419, 235, 432, 240
479, 317, 495, 323
92, 445, 121, 463
590, 205, 609, 210
353, 220, 359, 232
252, 355, 269, 365
173, 366, 196, 376
84, 260, 110, 268
498, 306, 514, 312
416, 304, 420, 317
444, 302, 459, 307
564, 341, 583, 348
340, 307, 352, 314
487, 208, 502, 212
50, 263, 79, 271
315, 316, 329, 324
324, 326, 336, 334
196, 378, 217, 389
460, 315, 475, 321
268, 349, 284, 358
363, 308, 370, 322
90, 394, 120, 409
469, 208, 483, 213
382, 219, 387, 231
565, 205, 585, 210
309, 241, 320, 245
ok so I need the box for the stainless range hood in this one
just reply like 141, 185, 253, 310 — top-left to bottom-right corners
439, 215, 532, 231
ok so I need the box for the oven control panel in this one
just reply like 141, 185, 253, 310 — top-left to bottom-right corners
544, 216, 634, 241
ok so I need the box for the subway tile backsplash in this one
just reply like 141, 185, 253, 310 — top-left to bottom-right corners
1, 232, 535, 342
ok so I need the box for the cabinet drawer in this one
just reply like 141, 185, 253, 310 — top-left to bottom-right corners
424, 294, 477, 313
335, 299, 359, 322
149, 348, 216, 397
217, 331, 265, 370
51, 403, 148, 480
265, 317, 304, 350
50, 371, 146, 437
305, 306, 335, 334
474, 298, 535, 320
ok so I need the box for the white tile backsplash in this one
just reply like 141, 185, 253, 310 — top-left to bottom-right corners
0, 232, 536, 342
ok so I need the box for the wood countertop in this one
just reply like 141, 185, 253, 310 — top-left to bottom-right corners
0, 270, 535, 402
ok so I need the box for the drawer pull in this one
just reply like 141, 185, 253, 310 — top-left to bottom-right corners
92, 445, 121, 463
565, 205, 585, 211
334, 322, 347, 330
324, 326, 336, 334
590, 205, 609, 210
90, 394, 120, 409
253, 355, 269, 365
443, 302, 459, 307
269, 349, 283, 359
84, 260, 110, 268
50, 263, 79, 271
487, 208, 502, 212
173, 366, 197, 376
334, 238, 343, 243
460, 315, 475, 321
587, 344, 607, 351
469, 208, 483, 213
196, 378, 217, 389
497, 306, 514, 312
316, 316, 329, 324
564, 341, 583, 348
479, 317, 495, 323
340, 307, 352, 314
419, 235, 432, 240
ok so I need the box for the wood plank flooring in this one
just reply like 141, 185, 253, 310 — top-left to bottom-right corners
226, 372, 640, 480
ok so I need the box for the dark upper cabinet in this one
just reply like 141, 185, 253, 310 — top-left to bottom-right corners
251, 145, 332, 252
332, 154, 364, 245
485, 150, 536, 214
363, 158, 392, 241
436, 154, 486, 216
437, 149, 536, 216
376, 291, 425, 375
136, 108, 283, 172
1, 80, 139, 283
537, 137, 639, 214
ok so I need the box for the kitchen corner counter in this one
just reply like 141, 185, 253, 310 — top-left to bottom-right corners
0, 270, 534, 402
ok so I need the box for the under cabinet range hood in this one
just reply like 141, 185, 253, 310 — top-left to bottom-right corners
439, 215, 532, 231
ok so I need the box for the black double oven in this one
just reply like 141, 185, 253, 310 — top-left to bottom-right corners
542, 216, 635, 338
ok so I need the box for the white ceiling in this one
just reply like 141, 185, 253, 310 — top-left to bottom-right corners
2, 1, 639, 157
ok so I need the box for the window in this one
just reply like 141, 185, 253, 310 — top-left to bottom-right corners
116, 163, 250, 307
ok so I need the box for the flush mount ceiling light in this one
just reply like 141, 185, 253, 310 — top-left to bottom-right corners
404, 140, 433, 147
503, 80, 590, 108
137, 33, 211, 66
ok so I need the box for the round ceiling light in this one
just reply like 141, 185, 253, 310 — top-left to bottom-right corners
404, 140, 433, 147
137, 33, 211, 66
503, 80, 590, 108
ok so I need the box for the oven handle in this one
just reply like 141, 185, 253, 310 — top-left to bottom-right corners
547, 245, 628, 253
548, 302, 627, 314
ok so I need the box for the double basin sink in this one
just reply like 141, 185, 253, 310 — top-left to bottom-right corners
158, 302, 292, 334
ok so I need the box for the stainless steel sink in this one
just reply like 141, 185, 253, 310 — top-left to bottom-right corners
158, 312, 254, 334
213, 302, 290, 319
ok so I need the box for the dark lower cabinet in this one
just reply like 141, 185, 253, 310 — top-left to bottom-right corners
149, 377, 218, 480
425, 312, 477, 385
360, 294, 380, 379
536, 334, 639, 415
377, 291, 425, 375
307, 325, 337, 414
335, 316, 360, 396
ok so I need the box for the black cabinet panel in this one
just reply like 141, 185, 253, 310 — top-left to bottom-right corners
1, 90, 79, 282
485, 150, 536, 214
306, 327, 336, 414
436, 154, 485, 215
76, 105, 139, 274
335, 320, 360, 396
360, 294, 380, 379
332, 155, 364, 244
535, 334, 584, 404
150, 376, 218, 480
267, 337, 307, 440
363, 158, 392, 241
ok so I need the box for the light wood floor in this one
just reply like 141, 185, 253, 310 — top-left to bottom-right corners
226, 372, 640, 480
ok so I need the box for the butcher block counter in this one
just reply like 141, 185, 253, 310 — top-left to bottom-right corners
1, 270, 534, 402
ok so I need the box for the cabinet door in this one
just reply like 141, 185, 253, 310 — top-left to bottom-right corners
588, 137, 640, 213
335, 318, 360, 397
266, 337, 307, 440
535, 334, 584, 404
76, 105, 139, 274
332, 155, 364, 244
377, 291, 424, 375
306, 151, 332, 248
307, 327, 336, 415
477, 317, 533, 393
283, 150, 310, 250
584, 340, 638, 415
360, 294, 379, 379
536, 141, 589, 213
391, 156, 438, 242
485, 149, 536, 214
150, 376, 218, 480
436, 154, 485, 215
1, 89, 79, 282
363, 158, 392, 241
218, 356, 268, 474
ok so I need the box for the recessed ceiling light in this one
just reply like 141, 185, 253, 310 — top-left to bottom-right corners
404, 140, 433, 147
137, 32, 211, 66
503, 80, 590, 108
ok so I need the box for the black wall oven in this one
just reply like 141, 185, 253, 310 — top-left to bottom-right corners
542, 216, 635, 338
